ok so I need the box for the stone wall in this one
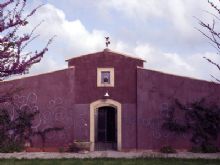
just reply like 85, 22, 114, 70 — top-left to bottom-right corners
137, 68, 220, 150
0, 68, 76, 147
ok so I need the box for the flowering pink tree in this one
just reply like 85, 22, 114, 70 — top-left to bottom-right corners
0, 0, 52, 80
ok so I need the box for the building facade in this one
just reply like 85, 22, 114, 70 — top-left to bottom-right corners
0, 48, 220, 151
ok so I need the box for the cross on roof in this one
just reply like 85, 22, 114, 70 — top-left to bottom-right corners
105, 37, 110, 48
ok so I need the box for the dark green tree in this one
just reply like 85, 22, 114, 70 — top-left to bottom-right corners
162, 99, 220, 153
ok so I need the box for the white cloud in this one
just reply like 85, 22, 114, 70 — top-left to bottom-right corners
99, 0, 164, 19
133, 43, 220, 81
28, 4, 107, 56
15, 3, 109, 78
99, 0, 213, 39
9, 2, 220, 82
134, 43, 194, 76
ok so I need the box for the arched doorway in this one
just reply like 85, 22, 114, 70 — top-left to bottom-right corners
90, 99, 122, 151
95, 106, 117, 150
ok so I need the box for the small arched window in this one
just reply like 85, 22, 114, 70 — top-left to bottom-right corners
97, 68, 114, 87
101, 71, 110, 84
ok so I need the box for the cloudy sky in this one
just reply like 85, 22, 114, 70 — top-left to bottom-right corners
9, 0, 220, 81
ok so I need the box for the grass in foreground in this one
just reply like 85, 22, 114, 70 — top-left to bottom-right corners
0, 158, 220, 165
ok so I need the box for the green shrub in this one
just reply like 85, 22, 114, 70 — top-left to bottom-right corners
67, 143, 80, 152
0, 106, 64, 153
0, 140, 24, 153
0, 107, 38, 153
190, 146, 203, 153
190, 145, 219, 153
58, 147, 66, 153
160, 146, 177, 153
162, 99, 220, 153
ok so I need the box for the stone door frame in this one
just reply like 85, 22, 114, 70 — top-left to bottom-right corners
90, 99, 122, 151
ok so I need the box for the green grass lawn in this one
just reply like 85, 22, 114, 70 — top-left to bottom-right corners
0, 158, 219, 165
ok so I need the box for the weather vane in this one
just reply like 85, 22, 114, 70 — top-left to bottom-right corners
105, 36, 110, 48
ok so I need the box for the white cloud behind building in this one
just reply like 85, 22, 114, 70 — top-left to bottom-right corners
9, 0, 220, 81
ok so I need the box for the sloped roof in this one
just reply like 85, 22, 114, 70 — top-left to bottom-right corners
65, 48, 146, 62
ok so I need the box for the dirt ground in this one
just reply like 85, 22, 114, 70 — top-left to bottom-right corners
0, 150, 219, 159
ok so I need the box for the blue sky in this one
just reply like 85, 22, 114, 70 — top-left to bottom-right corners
9, 0, 220, 81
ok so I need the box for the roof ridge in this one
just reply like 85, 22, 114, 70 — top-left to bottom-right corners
65, 49, 146, 62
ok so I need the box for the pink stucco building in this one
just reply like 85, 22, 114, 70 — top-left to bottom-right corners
1, 48, 220, 151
